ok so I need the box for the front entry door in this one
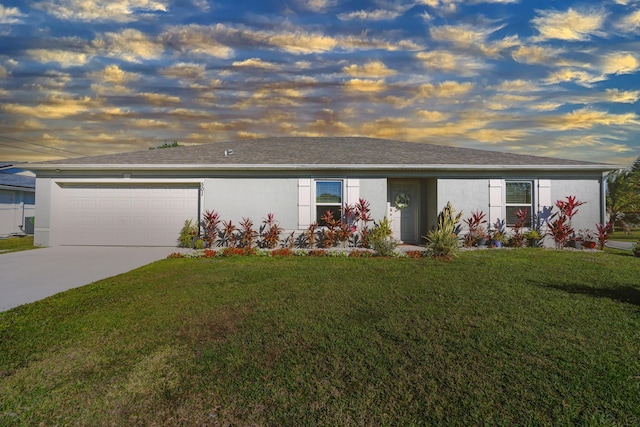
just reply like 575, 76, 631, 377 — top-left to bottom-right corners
388, 180, 419, 244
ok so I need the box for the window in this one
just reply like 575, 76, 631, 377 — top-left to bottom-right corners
316, 180, 342, 225
505, 181, 533, 226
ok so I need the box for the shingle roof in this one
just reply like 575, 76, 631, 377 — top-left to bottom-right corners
0, 172, 36, 189
27, 137, 614, 171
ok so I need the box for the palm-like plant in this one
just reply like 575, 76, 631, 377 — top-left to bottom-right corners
607, 165, 640, 232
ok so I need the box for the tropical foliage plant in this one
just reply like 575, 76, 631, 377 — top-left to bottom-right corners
509, 208, 528, 248
202, 210, 221, 248
548, 196, 585, 249
424, 201, 462, 258
178, 219, 198, 248
596, 222, 613, 250
258, 213, 284, 249
220, 220, 238, 248
606, 159, 640, 232
490, 218, 507, 246
238, 217, 257, 249
346, 198, 374, 248
369, 217, 397, 256
463, 210, 487, 247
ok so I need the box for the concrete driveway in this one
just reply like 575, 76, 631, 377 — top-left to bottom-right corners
1, 246, 181, 312
606, 240, 635, 251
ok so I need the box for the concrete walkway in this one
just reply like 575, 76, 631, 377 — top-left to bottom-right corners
1, 246, 181, 312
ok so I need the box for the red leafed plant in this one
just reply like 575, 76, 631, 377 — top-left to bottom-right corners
308, 249, 326, 257
221, 220, 237, 248
320, 210, 341, 248
259, 213, 284, 249
202, 249, 217, 258
238, 217, 258, 249
596, 221, 613, 250
463, 210, 488, 247
202, 210, 221, 248
548, 196, 586, 249
405, 250, 424, 259
345, 198, 374, 248
270, 248, 294, 257
305, 222, 319, 248
510, 209, 528, 248
222, 247, 256, 257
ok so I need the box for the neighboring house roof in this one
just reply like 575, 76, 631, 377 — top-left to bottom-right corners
27, 137, 616, 172
0, 172, 36, 190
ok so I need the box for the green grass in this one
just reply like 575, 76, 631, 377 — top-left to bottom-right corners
610, 228, 640, 242
1, 250, 639, 425
0, 236, 37, 254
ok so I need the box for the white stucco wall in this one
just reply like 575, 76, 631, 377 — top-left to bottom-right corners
436, 179, 490, 226
434, 175, 604, 236
31, 171, 606, 247
201, 178, 299, 231
359, 178, 388, 221
202, 177, 389, 234
549, 178, 603, 231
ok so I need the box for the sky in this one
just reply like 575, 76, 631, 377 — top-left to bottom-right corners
1, 0, 639, 166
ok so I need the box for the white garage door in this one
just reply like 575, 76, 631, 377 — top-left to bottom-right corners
56, 184, 200, 246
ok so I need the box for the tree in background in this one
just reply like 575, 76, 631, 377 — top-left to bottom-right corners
607, 156, 640, 232
149, 140, 183, 150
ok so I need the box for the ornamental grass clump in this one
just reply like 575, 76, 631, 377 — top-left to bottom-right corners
424, 201, 462, 259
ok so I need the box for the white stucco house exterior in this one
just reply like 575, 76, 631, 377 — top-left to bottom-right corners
26, 137, 615, 247
0, 163, 36, 237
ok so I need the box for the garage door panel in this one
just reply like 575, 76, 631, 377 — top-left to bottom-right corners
56, 184, 199, 246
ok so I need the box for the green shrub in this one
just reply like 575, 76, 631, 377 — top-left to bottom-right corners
370, 217, 397, 256
178, 219, 198, 248
425, 201, 462, 258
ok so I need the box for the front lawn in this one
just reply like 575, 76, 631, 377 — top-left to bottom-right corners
0, 236, 37, 254
610, 227, 640, 242
1, 250, 639, 425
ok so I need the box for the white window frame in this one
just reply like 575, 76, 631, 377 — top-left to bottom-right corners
314, 179, 344, 226
505, 180, 534, 227
298, 178, 359, 229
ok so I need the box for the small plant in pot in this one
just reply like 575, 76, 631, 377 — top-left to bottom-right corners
524, 229, 542, 247
579, 229, 597, 249
490, 219, 507, 248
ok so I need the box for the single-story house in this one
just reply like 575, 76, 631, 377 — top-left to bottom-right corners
26, 137, 615, 247
0, 163, 36, 237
